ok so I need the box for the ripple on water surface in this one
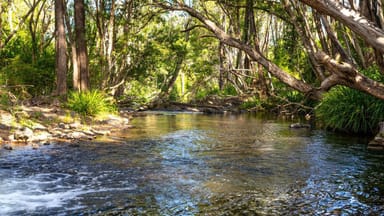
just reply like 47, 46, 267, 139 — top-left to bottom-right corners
0, 113, 384, 215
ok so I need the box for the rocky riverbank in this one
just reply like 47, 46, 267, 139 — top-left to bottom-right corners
0, 105, 131, 150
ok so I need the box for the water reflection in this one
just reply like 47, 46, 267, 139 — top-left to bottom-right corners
0, 113, 383, 215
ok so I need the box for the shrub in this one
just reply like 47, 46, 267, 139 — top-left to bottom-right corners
0, 56, 55, 97
221, 85, 237, 96
169, 87, 179, 102
0, 90, 11, 108
316, 86, 384, 134
67, 90, 116, 117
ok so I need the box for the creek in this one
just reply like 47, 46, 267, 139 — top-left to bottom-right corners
0, 112, 383, 215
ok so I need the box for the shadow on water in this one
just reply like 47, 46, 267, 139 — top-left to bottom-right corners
0, 112, 384, 215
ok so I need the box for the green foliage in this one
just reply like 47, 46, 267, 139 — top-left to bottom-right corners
0, 90, 12, 108
284, 90, 305, 103
195, 88, 211, 101
221, 85, 237, 96
18, 118, 35, 128
240, 96, 262, 110
272, 24, 315, 84
316, 86, 384, 134
67, 90, 117, 117
169, 87, 179, 102
0, 56, 55, 97
316, 66, 384, 134
196, 85, 237, 100
124, 79, 158, 105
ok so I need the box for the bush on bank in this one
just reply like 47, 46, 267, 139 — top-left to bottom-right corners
316, 86, 384, 134
67, 90, 117, 117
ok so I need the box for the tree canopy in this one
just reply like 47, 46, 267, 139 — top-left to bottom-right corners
0, 0, 383, 105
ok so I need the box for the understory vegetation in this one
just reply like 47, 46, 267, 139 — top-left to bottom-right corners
316, 67, 384, 134
67, 90, 117, 117
316, 87, 384, 134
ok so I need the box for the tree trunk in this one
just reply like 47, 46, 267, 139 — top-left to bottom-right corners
299, 0, 384, 54
162, 55, 184, 98
71, 42, 80, 91
63, 1, 79, 91
219, 42, 226, 90
0, 5, 2, 49
106, 0, 116, 77
247, 0, 269, 97
283, 0, 326, 81
55, 0, 67, 95
360, 0, 384, 73
74, 0, 89, 91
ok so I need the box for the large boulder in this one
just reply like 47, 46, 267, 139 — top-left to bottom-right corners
30, 131, 52, 142
100, 114, 129, 126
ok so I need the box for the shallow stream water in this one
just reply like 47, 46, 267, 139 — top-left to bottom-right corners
1, 113, 384, 215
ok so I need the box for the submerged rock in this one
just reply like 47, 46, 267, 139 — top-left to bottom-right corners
3, 144, 13, 150
289, 123, 311, 129
68, 142, 80, 148
31, 143, 39, 150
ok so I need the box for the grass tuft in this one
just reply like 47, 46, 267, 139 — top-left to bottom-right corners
67, 90, 117, 117
316, 86, 384, 134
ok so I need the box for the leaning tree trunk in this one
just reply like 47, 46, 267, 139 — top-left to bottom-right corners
156, 2, 320, 99
299, 0, 384, 54
155, 1, 384, 101
359, 0, 384, 73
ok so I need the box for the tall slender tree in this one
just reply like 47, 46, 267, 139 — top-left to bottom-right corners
55, 0, 67, 95
74, 0, 89, 91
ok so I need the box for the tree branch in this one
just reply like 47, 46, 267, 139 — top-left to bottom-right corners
0, 0, 43, 49
154, 1, 322, 100
299, 0, 384, 53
